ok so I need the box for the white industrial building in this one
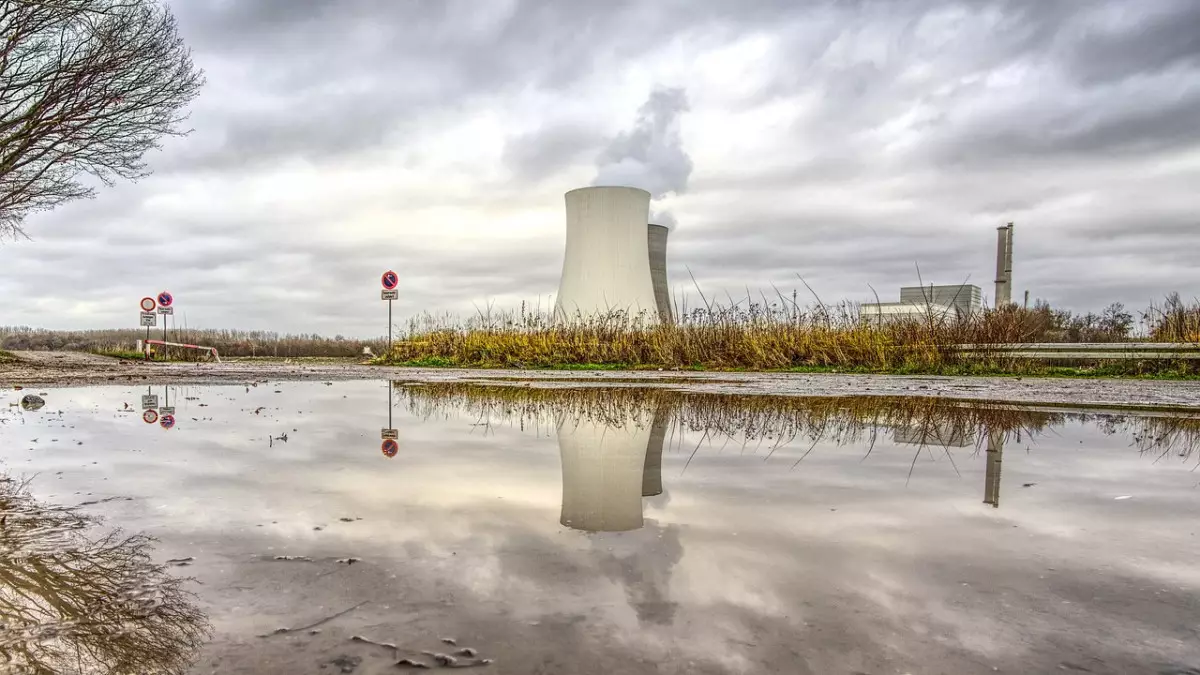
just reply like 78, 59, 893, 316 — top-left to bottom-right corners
861, 284, 982, 324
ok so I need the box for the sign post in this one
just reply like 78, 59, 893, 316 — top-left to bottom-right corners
381, 271, 399, 360
139, 297, 156, 354
157, 291, 173, 353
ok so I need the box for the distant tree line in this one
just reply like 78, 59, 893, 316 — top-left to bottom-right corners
0, 326, 384, 358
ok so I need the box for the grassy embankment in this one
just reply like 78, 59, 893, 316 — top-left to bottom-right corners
381, 295, 1200, 378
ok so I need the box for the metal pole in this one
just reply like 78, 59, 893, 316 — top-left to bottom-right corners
388, 299, 393, 362
388, 382, 393, 429
145, 324, 150, 359
163, 311, 167, 358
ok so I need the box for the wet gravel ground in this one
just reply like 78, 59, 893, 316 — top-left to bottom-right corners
3, 351, 1200, 409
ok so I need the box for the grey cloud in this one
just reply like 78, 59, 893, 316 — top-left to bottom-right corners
593, 87, 694, 199
1064, 1, 1200, 85
502, 124, 604, 183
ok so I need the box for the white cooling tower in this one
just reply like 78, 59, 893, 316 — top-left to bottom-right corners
555, 186, 659, 323
558, 410, 652, 532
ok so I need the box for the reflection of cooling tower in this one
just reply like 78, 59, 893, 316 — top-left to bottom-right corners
642, 406, 669, 497
555, 187, 658, 323
984, 430, 1003, 508
559, 411, 651, 532
647, 224, 673, 323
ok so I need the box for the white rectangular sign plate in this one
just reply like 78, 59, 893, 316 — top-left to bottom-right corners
140, 312, 157, 326
141, 395, 159, 409
157, 306, 174, 315
381, 290, 399, 300
160, 406, 176, 415
381, 428, 399, 440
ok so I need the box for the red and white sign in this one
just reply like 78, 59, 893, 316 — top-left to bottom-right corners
159, 414, 176, 430
142, 409, 159, 424
381, 439, 398, 458
140, 297, 156, 312
381, 270, 399, 291
157, 291, 173, 308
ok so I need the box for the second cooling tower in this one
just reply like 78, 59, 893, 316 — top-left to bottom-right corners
555, 187, 659, 323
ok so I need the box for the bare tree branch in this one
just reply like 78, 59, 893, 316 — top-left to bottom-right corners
0, 0, 204, 239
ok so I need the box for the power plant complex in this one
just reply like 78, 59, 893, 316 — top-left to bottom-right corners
552, 185, 1016, 323
554, 187, 673, 323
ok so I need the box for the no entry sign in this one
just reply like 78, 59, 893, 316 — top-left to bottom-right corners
160, 414, 176, 430
157, 291, 173, 308
381, 270, 399, 290
142, 409, 159, 424
140, 297, 156, 312
381, 439, 398, 458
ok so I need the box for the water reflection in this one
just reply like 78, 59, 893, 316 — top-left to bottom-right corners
0, 476, 209, 674
399, 383, 1200, 522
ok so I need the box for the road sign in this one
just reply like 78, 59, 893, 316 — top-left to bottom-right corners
140, 297, 156, 312
160, 414, 176, 430
157, 291, 173, 308
160, 406, 176, 415
381, 428, 398, 440
142, 409, 159, 424
157, 306, 174, 315
140, 312, 157, 327
381, 439, 398, 458
141, 394, 159, 409
381, 270, 399, 290
381, 289, 399, 300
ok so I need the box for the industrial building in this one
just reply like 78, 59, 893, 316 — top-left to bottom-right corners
861, 284, 982, 323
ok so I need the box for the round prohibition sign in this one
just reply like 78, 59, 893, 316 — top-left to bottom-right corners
160, 414, 176, 430
381, 270, 399, 291
142, 409, 159, 424
140, 297, 156, 312
381, 439, 399, 458
157, 291, 173, 308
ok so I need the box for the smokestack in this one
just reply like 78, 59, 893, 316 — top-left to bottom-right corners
1005, 221, 1014, 303
647, 224, 673, 323
555, 187, 659, 323
994, 223, 1012, 307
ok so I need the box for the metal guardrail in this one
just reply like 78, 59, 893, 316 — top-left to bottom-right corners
953, 343, 1200, 360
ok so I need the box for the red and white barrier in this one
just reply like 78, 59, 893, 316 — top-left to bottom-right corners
143, 339, 221, 362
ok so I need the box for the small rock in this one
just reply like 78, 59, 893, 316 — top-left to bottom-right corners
455, 647, 478, 657
20, 394, 45, 411
1022, 483, 1037, 488
337, 557, 361, 565
440, 637, 456, 646
395, 658, 430, 669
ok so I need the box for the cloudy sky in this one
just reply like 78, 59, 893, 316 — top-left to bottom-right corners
2, 0, 1198, 337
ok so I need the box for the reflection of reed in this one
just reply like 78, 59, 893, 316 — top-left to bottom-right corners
0, 477, 209, 674
397, 382, 1200, 465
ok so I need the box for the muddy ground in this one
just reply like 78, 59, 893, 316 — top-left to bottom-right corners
3, 350, 1200, 409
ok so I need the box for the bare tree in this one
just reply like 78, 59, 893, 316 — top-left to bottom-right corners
0, 0, 204, 239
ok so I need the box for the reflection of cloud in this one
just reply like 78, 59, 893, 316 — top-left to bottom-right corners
0, 476, 209, 674
595, 522, 683, 627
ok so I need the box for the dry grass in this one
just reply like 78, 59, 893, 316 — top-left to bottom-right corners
387, 297, 1198, 374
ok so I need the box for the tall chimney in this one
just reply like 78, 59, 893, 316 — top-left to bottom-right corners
1004, 222, 1014, 304
995, 223, 1012, 307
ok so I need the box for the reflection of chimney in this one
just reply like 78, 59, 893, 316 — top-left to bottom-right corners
984, 430, 1003, 508
642, 406, 669, 497
558, 411, 651, 532
647, 224, 673, 323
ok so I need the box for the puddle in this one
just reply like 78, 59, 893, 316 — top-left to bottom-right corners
2, 381, 1199, 674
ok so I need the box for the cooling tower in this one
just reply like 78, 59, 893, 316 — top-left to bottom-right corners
555, 187, 659, 323
558, 410, 652, 532
647, 224, 673, 323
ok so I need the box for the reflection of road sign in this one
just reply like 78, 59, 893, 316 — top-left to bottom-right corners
381, 439, 398, 458
140, 312, 157, 327
381, 428, 398, 440
160, 406, 176, 415
157, 291, 173, 307
157, 306, 174, 315
160, 414, 175, 430
142, 409, 159, 424
381, 270, 398, 290
141, 394, 158, 409
381, 289, 398, 300
140, 297, 156, 312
